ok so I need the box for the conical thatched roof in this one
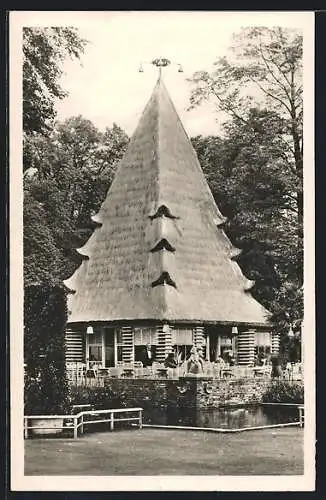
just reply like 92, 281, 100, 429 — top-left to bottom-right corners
65, 76, 269, 327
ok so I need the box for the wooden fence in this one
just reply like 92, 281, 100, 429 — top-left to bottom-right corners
24, 407, 143, 439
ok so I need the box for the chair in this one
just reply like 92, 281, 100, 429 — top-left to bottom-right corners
142, 366, 152, 378
121, 364, 134, 378
152, 362, 166, 378
109, 367, 122, 378
133, 361, 143, 377
98, 367, 111, 377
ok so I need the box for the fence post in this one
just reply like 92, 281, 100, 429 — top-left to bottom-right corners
110, 412, 114, 431
73, 416, 78, 439
24, 417, 28, 439
139, 410, 143, 429
299, 406, 304, 428
80, 413, 84, 435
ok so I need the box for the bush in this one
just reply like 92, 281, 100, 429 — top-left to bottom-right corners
24, 284, 70, 415
262, 381, 304, 404
69, 386, 125, 410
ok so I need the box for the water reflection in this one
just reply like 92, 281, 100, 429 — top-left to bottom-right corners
145, 405, 299, 429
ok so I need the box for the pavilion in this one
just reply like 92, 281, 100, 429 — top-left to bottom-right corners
64, 70, 279, 370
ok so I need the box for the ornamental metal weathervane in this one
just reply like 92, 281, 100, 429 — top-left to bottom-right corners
138, 57, 183, 76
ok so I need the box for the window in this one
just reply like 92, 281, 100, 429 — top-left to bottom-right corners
219, 336, 235, 363
255, 332, 271, 346
104, 328, 115, 367
116, 329, 123, 362
174, 345, 192, 363
172, 328, 194, 363
88, 330, 103, 363
134, 327, 157, 362
254, 332, 272, 364
134, 327, 157, 345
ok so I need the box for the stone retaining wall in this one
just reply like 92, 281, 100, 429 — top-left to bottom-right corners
104, 376, 285, 410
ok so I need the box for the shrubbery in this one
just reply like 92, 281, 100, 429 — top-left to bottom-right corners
262, 381, 304, 404
24, 285, 70, 415
69, 386, 125, 410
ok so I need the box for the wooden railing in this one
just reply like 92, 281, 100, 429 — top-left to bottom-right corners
24, 407, 143, 439
298, 405, 304, 428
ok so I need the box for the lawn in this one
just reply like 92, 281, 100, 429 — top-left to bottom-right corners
25, 426, 303, 476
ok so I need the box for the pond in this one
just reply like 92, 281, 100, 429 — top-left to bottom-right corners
144, 404, 300, 429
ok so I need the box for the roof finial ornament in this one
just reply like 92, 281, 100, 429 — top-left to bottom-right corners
138, 57, 183, 78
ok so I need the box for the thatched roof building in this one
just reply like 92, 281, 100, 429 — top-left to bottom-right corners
65, 75, 274, 367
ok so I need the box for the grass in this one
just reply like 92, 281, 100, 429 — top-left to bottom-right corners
25, 426, 303, 476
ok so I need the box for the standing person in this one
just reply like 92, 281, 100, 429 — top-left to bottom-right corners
270, 355, 282, 379
142, 344, 156, 367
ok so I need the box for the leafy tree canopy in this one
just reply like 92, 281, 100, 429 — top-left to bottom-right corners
23, 27, 87, 135
24, 117, 129, 286
189, 27, 303, 336
188, 27, 303, 226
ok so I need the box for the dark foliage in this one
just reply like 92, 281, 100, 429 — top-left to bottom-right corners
189, 27, 303, 338
23, 27, 87, 134
69, 386, 125, 410
24, 285, 70, 414
262, 381, 304, 404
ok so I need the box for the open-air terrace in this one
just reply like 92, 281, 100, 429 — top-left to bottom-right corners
66, 360, 303, 386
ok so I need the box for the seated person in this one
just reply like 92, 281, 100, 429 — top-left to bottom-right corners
186, 346, 204, 374
164, 352, 177, 368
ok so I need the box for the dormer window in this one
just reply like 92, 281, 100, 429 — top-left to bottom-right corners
150, 238, 176, 253
149, 204, 179, 220
151, 271, 177, 288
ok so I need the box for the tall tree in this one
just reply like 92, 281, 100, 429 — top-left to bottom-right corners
189, 27, 303, 246
189, 27, 303, 335
23, 27, 87, 135
192, 107, 303, 334
24, 117, 129, 285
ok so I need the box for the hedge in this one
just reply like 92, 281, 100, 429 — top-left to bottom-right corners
262, 381, 304, 404
24, 284, 70, 415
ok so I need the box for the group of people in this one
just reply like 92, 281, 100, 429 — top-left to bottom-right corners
139, 344, 293, 379
164, 346, 205, 374
137, 344, 205, 374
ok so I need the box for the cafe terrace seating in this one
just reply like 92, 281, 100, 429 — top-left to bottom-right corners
66, 361, 302, 387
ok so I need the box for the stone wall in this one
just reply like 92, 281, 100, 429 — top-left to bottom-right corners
104, 376, 276, 411
195, 378, 271, 409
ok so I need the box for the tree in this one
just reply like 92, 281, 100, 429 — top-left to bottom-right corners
189, 27, 302, 236
23, 27, 87, 135
189, 27, 303, 334
192, 108, 303, 335
23, 116, 129, 285
24, 285, 70, 415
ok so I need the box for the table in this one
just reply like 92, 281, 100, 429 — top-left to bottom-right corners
221, 369, 233, 379
98, 368, 110, 377
253, 367, 270, 377
156, 368, 168, 378
122, 368, 134, 377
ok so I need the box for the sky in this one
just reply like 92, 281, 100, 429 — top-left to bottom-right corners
15, 11, 311, 138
